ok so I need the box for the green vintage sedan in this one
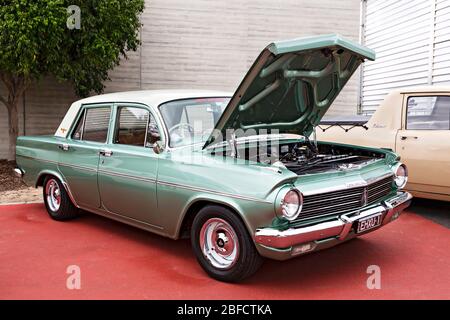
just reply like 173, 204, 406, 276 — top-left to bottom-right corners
15, 34, 412, 282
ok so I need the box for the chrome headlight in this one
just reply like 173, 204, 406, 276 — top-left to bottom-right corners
392, 163, 408, 189
277, 188, 303, 221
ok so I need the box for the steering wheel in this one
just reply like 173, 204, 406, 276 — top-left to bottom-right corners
168, 123, 195, 140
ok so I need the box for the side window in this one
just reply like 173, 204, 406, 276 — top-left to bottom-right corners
114, 106, 161, 147
406, 96, 450, 130
82, 107, 111, 142
71, 110, 85, 140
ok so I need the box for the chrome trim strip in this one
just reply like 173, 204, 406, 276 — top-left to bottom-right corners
58, 162, 97, 173
20, 155, 269, 204
19, 155, 97, 173
157, 180, 272, 204
19, 155, 59, 165
62, 181, 80, 208
98, 169, 156, 183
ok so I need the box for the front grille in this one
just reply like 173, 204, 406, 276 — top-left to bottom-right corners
296, 175, 394, 222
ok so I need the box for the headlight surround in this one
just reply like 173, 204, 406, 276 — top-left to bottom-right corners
278, 188, 303, 221
392, 163, 408, 189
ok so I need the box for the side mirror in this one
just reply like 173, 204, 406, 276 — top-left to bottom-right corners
152, 140, 164, 154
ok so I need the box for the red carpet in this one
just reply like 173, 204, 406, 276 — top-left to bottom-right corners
0, 203, 449, 299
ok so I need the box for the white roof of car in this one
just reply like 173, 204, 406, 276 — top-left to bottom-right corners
73, 89, 232, 106
55, 89, 232, 137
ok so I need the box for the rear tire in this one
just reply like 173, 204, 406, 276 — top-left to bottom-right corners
43, 176, 79, 221
191, 205, 263, 282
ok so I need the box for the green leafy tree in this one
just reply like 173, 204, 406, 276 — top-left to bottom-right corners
0, 0, 144, 160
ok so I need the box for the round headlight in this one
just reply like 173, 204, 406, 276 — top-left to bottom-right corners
280, 189, 303, 221
393, 163, 408, 189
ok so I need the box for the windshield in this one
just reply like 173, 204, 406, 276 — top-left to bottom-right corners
159, 97, 231, 147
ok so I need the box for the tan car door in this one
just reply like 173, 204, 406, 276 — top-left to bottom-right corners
395, 94, 450, 197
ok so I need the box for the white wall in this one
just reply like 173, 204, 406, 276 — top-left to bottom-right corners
0, 0, 361, 159
361, 0, 450, 114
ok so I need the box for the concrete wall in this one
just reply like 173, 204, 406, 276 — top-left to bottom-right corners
0, 0, 361, 159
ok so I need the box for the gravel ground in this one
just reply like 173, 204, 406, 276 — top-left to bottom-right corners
0, 160, 42, 204
0, 160, 26, 192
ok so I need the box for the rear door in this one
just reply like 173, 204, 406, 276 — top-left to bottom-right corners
58, 104, 112, 208
396, 95, 450, 196
97, 103, 162, 228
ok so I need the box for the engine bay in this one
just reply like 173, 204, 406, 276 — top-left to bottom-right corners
212, 138, 386, 175
270, 140, 385, 174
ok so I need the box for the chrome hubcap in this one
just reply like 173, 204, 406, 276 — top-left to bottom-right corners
45, 179, 61, 212
200, 218, 239, 270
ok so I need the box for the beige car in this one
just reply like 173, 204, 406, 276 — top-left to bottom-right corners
317, 86, 450, 202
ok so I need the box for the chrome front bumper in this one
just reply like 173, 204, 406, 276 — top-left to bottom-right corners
255, 191, 412, 250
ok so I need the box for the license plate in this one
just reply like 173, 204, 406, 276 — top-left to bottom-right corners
357, 213, 383, 234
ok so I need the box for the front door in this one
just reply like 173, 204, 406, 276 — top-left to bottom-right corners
97, 104, 162, 228
58, 104, 113, 209
396, 95, 450, 196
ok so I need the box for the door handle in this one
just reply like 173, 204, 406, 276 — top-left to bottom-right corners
400, 136, 418, 140
99, 149, 113, 157
58, 143, 70, 151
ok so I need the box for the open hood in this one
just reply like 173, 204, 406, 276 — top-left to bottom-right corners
203, 34, 375, 149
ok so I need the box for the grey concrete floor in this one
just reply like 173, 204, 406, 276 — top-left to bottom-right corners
408, 198, 450, 229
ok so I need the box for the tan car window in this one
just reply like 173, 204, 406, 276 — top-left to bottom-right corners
406, 96, 450, 130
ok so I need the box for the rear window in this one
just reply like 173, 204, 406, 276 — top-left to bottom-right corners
71, 107, 111, 142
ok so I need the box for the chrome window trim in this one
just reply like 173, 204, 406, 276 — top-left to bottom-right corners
68, 103, 113, 143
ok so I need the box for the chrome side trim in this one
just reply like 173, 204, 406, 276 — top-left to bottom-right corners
21, 154, 269, 204
98, 169, 156, 183
157, 180, 272, 204
18, 155, 58, 165
58, 162, 97, 173
62, 181, 80, 208
18, 155, 96, 173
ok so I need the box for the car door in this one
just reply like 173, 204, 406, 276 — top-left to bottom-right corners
395, 94, 450, 196
97, 103, 163, 228
58, 104, 112, 209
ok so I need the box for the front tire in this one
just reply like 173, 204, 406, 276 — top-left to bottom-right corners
43, 176, 79, 221
191, 205, 263, 282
